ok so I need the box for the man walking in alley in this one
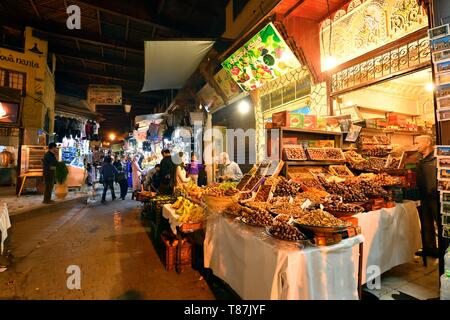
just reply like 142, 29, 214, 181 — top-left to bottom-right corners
100, 156, 119, 204
42, 142, 59, 204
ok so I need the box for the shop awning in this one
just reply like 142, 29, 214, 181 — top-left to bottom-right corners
55, 94, 103, 121
141, 40, 215, 92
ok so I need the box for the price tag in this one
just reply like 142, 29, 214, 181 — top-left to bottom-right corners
301, 199, 312, 210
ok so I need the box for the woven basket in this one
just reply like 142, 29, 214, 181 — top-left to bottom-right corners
203, 195, 238, 213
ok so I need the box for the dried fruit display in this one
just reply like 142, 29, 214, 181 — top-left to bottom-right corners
324, 197, 364, 215
386, 156, 401, 170
344, 151, 367, 164
224, 203, 245, 216
298, 178, 324, 191
264, 176, 279, 186
240, 207, 273, 227
374, 135, 391, 145
306, 148, 327, 160
239, 192, 253, 201
283, 145, 307, 160
273, 177, 299, 197
270, 203, 306, 218
245, 201, 271, 211
329, 165, 354, 177
236, 175, 252, 190
367, 157, 388, 171
325, 148, 346, 161
267, 220, 309, 241
362, 146, 390, 157
273, 214, 291, 223
322, 181, 369, 202
294, 189, 330, 204
254, 185, 272, 202
242, 175, 262, 191
359, 136, 377, 144
295, 209, 349, 227
269, 196, 291, 205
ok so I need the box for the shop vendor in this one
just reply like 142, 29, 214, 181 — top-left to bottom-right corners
217, 152, 243, 182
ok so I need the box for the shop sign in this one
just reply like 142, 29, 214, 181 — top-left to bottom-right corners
87, 85, 122, 106
197, 83, 224, 110
222, 23, 301, 92
0, 49, 40, 69
213, 68, 241, 100
320, 0, 428, 70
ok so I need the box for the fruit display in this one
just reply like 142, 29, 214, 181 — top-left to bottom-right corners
240, 207, 273, 227
254, 185, 273, 202
242, 175, 263, 191
283, 145, 307, 160
344, 150, 367, 164
324, 148, 346, 161
367, 157, 388, 171
359, 136, 377, 144
236, 175, 252, 190
295, 209, 349, 227
244, 201, 271, 211
306, 148, 327, 160
374, 135, 391, 145
329, 165, 354, 177
270, 203, 306, 218
358, 172, 401, 187
361, 146, 391, 157
171, 197, 205, 223
175, 182, 204, 199
267, 220, 309, 241
273, 177, 299, 197
294, 189, 329, 205
203, 182, 239, 197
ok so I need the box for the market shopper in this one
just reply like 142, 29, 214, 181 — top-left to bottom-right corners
159, 149, 174, 195
112, 155, 123, 171
100, 156, 118, 204
218, 152, 243, 182
174, 152, 191, 190
415, 135, 439, 258
186, 152, 203, 186
42, 142, 59, 204
131, 154, 143, 199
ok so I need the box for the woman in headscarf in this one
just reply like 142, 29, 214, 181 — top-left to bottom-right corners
131, 154, 143, 200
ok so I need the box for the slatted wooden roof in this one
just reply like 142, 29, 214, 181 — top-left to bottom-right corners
0, 0, 228, 134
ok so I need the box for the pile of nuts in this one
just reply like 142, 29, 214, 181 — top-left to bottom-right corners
270, 203, 306, 218
295, 209, 348, 227
245, 201, 271, 211
387, 158, 401, 170
242, 175, 262, 191
362, 146, 390, 157
268, 220, 308, 241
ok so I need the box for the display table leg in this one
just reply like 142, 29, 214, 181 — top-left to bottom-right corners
175, 230, 184, 274
358, 242, 363, 300
17, 176, 27, 197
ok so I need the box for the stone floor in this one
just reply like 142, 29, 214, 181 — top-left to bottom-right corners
0, 186, 443, 300
0, 192, 214, 300
0, 186, 88, 216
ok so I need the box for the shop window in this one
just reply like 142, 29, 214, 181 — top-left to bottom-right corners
261, 94, 270, 112
283, 82, 295, 104
270, 89, 282, 108
0, 68, 26, 95
296, 77, 311, 99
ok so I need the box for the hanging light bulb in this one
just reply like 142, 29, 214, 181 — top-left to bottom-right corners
323, 56, 338, 71
425, 82, 435, 92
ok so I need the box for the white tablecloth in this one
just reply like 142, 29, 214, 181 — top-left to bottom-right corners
204, 213, 364, 300
162, 204, 183, 234
353, 201, 422, 284
0, 203, 11, 255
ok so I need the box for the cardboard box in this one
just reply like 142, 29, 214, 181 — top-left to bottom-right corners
272, 111, 289, 127
289, 114, 304, 128
303, 115, 317, 129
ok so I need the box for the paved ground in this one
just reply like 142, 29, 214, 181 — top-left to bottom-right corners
0, 193, 214, 300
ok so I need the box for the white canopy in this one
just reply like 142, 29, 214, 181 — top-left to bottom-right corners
141, 40, 215, 92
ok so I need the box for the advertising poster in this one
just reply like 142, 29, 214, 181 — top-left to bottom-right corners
87, 85, 122, 106
222, 23, 301, 92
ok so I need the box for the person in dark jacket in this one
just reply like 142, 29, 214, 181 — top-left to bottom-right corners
117, 155, 129, 200
159, 149, 174, 195
415, 135, 439, 258
100, 156, 119, 204
112, 155, 123, 171
42, 142, 59, 204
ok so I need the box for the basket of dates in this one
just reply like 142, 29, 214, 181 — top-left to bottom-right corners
283, 145, 307, 161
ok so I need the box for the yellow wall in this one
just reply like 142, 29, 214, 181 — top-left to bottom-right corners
0, 27, 55, 134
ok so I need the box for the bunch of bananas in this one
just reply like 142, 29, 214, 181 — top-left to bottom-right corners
171, 197, 205, 223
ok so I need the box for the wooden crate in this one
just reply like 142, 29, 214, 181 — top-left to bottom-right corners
160, 234, 177, 271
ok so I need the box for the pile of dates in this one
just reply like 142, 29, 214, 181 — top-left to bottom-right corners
322, 181, 369, 202
273, 177, 299, 197
268, 220, 308, 241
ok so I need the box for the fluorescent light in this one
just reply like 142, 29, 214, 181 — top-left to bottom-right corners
425, 83, 434, 92
238, 100, 250, 114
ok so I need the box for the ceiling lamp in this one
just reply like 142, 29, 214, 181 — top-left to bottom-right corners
425, 82, 435, 92
238, 100, 250, 114
124, 104, 132, 113
323, 56, 338, 71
